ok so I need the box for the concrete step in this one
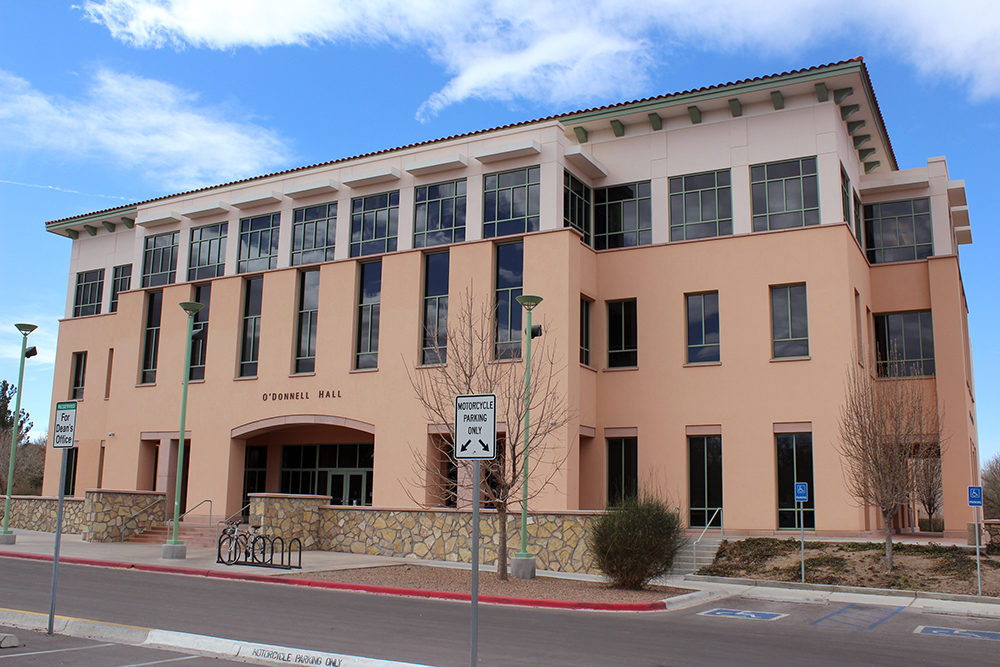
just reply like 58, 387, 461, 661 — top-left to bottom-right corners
128, 524, 219, 548
672, 531, 725, 575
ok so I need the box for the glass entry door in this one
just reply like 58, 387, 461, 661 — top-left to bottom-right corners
323, 470, 373, 506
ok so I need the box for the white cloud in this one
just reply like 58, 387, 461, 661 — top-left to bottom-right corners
0, 68, 293, 190
81, 0, 1000, 117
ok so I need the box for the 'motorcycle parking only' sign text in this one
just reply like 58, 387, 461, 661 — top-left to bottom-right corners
454, 394, 496, 460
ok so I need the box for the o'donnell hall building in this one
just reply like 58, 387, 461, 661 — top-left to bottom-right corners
40, 57, 980, 553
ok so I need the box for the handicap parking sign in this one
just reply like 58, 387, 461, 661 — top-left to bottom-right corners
969, 486, 983, 507
794, 482, 809, 502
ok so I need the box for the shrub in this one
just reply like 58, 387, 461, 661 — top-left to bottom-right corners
588, 493, 686, 589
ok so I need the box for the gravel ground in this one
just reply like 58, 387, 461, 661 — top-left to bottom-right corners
284, 565, 694, 604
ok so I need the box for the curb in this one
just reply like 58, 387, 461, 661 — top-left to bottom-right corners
0, 551, 670, 612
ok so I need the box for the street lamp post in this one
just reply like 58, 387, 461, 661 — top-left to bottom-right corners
512, 295, 542, 580
162, 302, 204, 560
2, 323, 38, 545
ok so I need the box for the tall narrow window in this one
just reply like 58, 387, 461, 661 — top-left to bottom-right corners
841, 166, 852, 227
243, 445, 268, 514
853, 192, 863, 248
484, 167, 540, 238
863, 198, 932, 264
110, 264, 131, 313
415, 180, 466, 248
240, 277, 263, 377
595, 182, 652, 249
687, 292, 720, 363
142, 231, 179, 287
356, 262, 381, 369
689, 435, 723, 527
64, 447, 78, 496
74, 269, 104, 317
564, 171, 591, 246
771, 284, 809, 358
607, 437, 638, 506
751, 157, 819, 231
422, 252, 449, 365
351, 192, 399, 257
104, 348, 114, 399
874, 311, 935, 377
607, 299, 638, 368
776, 433, 814, 529
669, 170, 732, 240
71, 352, 87, 399
580, 298, 591, 366
188, 223, 227, 280
238, 213, 280, 273
494, 242, 523, 359
296, 270, 320, 373
189, 284, 211, 380
141, 291, 162, 384
292, 203, 337, 265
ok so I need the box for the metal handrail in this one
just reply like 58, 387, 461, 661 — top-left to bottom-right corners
178, 498, 212, 530
119, 497, 166, 542
693, 507, 724, 568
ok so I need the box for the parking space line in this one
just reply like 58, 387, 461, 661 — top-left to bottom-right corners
117, 656, 201, 667
0, 642, 114, 659
810, 603, 903, 631
915, 626, 1000, 642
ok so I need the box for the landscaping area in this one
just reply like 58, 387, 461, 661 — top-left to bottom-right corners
696, 537, 1000, 596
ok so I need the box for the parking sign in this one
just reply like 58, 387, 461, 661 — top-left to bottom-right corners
794, 482, 809, 503
969, 486, 984, 507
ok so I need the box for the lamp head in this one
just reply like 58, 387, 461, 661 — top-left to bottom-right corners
25, 346, 37, 359
179, 302, 205, 316
515, 295, 543, 311
15, 323, 37, 335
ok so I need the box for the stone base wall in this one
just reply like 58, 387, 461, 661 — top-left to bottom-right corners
3, 496, 85, 533
81, 490, 166, 542
249, 493, 328, 550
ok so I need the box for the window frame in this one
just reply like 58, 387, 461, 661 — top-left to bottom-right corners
607, 298, 638, 368
873, 310, 935, 377
292, 202, 337, 266
776, 432, 815, 529
594, 181, 652, 250
295, 270, 320, 374
351, 191, 399, 257
238, 213, 280, 274
421, 252, 450, 366
607, 437, 638, 506
770, 284, 809, 359
564, 170, 592, 246
484, 167, 540, 239
494, 242, 524, 360
686, 292, 720, 364
189, 284, 211, 381
140, 291, 163, 384
669, 169, 733, 241
355, 261, 382, 369
239, 277, 264, 377
73, 269, 105, 317
71, 351, 88, 399
110, 264, 132, 313
142, 231, 179, 287
188, 222, 228, 280
414, 179, 466, 248
689, 435, 723, 528
863, 197, 933, 264
580, 297, 591, 366
751, 157, 820, 232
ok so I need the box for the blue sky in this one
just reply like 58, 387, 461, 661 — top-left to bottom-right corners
1, 1, 998, 463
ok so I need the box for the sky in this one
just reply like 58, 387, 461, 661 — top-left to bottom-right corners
0, 1, 998, 462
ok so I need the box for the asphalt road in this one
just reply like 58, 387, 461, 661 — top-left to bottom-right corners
1, 557, 998, 666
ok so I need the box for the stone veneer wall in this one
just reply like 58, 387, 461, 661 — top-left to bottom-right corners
3, 496, 85, 533
81, 490, 166, 542
249, 493, 328, 550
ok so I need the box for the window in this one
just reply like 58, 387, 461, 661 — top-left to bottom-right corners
494, 242, 523, 359
142, 231, 179, 287
863, 198, 932, 264
189, 284, 211, 381
238, 213, 280, 273
751, 157, 819, 231
140, 291, 162, 384
853, 192, 863, 248
580, 297, 591, 366
71, 352, 87, 399
841, 166, 851, 228
771, 284, 808, 358
670, 170, 732, 240
351, 192, 399, 257
292, 203, 337, 265
484, 167, 540, 238
689, 435, 723, 527
104, 348, 114, 399
356, 261, 381, 369
64, 447, 78, 496
280, 443, 374, 505
776, 433, 814, 529
242, 445, 267, 515
415, 180, 466, 248
607, 299, 637, 368
295, 270, 320, 373
874, 311, 935, 377
422, 252, 449, 365
687, 292, 720, 363
188, 223, 227, 280
73, 269, 104, 317
595, 182, 652, 250
240, 277, 263, 377
607, 437, 637, 506
564, 171, 591, 245
110, 264, 131, 313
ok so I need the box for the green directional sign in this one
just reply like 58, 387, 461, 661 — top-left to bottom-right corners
52, 401, 77, 449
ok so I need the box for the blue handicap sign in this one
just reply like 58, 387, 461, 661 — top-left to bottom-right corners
699, 608, 788, 621
969, 486, 983, 507
916, 626, 1000, 642
794, 482, 809, 503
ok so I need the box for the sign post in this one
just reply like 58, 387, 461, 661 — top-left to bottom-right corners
969, 485, 983, 596
795, 482, 809, 583
455, 394, 496, 667
49, 401, 77, 635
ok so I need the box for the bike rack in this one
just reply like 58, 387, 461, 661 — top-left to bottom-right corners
217, 529, 302, 569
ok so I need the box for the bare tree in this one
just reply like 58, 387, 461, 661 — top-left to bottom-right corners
838, 353, 942, 571
914, 455, 943, 531
0, 430, 46, 496
983, 453, 1000, 520
407, 288, 572, 581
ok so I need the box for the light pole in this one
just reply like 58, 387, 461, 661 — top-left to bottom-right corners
512, 295, 542, 580
2, 323, 37, 544
163, 302, 204, 560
